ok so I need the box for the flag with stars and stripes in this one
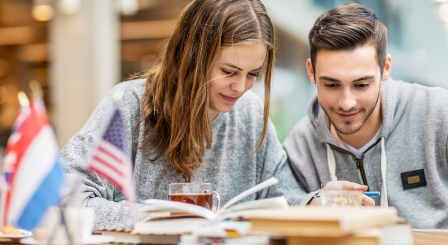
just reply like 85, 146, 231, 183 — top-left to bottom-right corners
86, 107, 135, 203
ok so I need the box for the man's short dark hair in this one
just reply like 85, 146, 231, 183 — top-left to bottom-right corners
309, 3, 388, 75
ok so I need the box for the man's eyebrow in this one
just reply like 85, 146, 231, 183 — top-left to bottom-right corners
221, 63, 263, 71
319, 76, 340, 82
319, 75, 376, 82
353, 76, 375, 82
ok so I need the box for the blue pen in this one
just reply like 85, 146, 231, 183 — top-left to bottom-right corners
363, 191, 380, 197
314, 191, 380, 198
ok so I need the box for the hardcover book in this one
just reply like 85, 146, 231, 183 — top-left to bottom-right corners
243, 206, 399, 237
100, 228, 181, 244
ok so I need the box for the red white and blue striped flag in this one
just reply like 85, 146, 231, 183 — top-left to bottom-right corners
86, 107, 135, 203
1, 96, 64, 230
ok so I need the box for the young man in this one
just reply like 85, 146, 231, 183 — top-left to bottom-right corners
284, 2, 448, 229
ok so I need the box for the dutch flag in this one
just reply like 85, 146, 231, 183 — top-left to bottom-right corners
1, 95, 64, 230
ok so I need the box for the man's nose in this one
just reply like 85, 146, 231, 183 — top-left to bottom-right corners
338, 90, 356, 111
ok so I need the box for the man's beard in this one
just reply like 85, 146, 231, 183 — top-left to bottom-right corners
325, 88, 381, 135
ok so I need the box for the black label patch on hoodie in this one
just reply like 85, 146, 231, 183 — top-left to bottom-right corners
401, 169, 426, 190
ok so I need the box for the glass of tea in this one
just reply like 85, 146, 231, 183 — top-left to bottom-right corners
168, 182, 221, 211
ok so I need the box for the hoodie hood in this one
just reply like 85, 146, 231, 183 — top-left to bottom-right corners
307, 97, 339, 146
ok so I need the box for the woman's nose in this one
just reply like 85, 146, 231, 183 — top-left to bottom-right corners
231, 76, 246, 93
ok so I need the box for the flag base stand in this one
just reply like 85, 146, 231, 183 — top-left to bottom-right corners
33, 204, 82, 245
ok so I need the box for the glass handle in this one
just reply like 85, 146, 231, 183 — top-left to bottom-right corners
213, 191, 221, 212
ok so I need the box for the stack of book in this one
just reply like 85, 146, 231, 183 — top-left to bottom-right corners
102, 205, 413, 245
241, 206, 413, 245
101, 178, 413, 245
101, 178, 289, 244
101, 220, 271, 245
101, 196, 289, 244
100, 227, 182, 244
100, 217, 211, 245
177, 220, 271, 245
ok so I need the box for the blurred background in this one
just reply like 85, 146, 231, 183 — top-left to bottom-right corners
0, 0, 447, 153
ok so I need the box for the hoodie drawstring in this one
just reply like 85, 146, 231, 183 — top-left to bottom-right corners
380, 137, 388, 208
327, 144, 337, 181
326, 137, 388, 207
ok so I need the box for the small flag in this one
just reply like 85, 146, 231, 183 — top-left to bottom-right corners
1, 91, 65, 230
85, 104, 135, 203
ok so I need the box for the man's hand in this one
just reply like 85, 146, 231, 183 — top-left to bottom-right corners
309, 181, 375, 207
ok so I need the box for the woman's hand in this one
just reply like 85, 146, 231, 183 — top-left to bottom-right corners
309, 180, 375, 207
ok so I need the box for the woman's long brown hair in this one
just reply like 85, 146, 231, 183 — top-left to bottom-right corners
138, 0, 276, 182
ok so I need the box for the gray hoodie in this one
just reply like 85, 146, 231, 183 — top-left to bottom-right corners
283, 78, 448, 229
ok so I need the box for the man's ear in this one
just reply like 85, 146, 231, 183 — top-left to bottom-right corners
381, 54, 392, 81
306, 58, 316, 84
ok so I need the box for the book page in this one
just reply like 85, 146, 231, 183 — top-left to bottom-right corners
221, 177, 279, 209
216, 196, 288, 219
142, 199, 216, 220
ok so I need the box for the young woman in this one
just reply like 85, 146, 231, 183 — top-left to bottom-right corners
60, 0, 301, 230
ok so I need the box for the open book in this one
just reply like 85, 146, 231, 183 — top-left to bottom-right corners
140, 177, 288, 221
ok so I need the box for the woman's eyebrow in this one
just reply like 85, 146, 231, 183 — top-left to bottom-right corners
221, 63, 242, 71
220, 63, 263, 72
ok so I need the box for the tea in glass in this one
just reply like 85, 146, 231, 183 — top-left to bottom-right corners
168, 182, 220, 211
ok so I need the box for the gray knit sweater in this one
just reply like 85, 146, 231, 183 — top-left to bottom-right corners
59, 79, 302, 230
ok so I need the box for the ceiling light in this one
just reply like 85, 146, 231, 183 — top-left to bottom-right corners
32, 0, 54, 21
119, 0, 139, 16
32, 4, 54, 21
58, 0, 81, 15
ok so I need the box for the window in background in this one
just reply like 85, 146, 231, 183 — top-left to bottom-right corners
0, 0, 49, 147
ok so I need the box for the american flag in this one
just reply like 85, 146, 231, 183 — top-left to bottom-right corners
86, 108, 136, 203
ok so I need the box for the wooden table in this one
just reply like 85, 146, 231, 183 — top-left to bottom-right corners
0, 231, 446, 244
414, 231, 448, 245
